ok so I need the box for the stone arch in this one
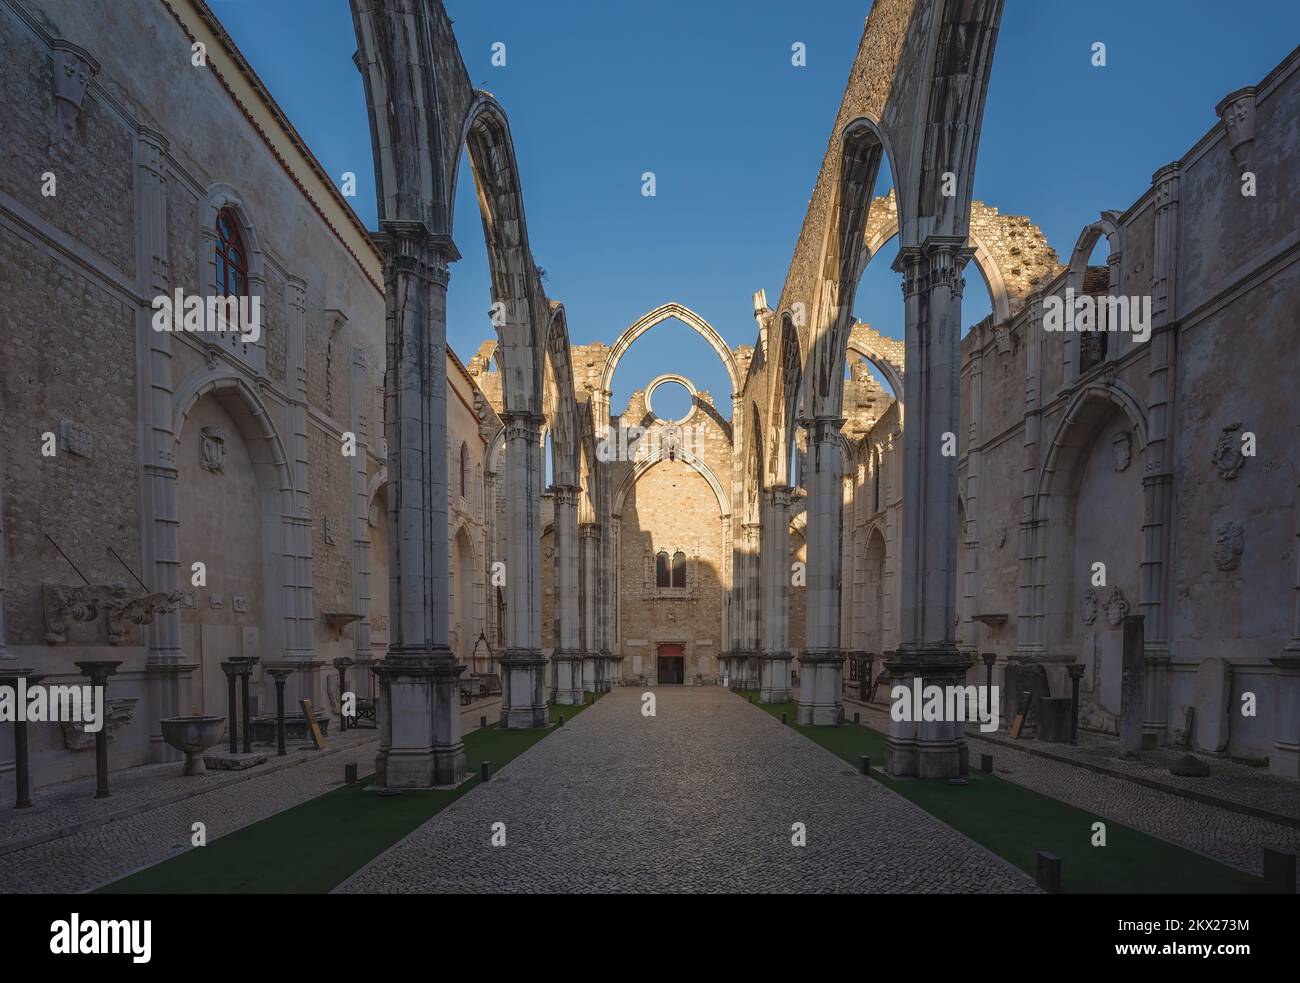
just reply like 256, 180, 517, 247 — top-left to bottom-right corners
1026, 383, 1149, 663
612, 447, 731, 521
766, 313, 804, 486
1066, 212, 1124, 291
600, 302, 741, 398
171, 367, 301, 707
457, 92, 548, 414
845, 334, 905, 404
543, 303, 580, 488
450, 521, 483, 665
1034, 382, 1149, 511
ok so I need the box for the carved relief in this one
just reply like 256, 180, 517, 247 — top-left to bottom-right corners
62, 698, 137, 750
50, 40, 100, 130
232, 594, 250, 613
1212, 423, 1246, 480
1215, 86, 1257, 174
200, 426, 227, 473
1213, 521, 1245, 571
1080, 587, 1099, 626
1112, 431, 1131, 472
1103, 587, 1129, 626
323, 516, 339, 546
59, 418, 93, 458
42, 584, 182, 644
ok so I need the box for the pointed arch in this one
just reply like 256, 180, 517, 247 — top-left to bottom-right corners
600, 302, 741, 397
611, 447, 731, 520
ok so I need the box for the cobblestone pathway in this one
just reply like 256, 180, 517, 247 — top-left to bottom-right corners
338, 687, 1035, 893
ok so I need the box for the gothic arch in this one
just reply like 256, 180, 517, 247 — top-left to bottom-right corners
1033, 381, 1149, 512
611, 447, 731, 520
600, 302, 741, 398
543, 303, 580, 488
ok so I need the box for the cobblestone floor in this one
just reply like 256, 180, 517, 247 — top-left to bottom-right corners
847, 699, 1300, 888
337, 687, 1036, 894
0, 736, 379, 893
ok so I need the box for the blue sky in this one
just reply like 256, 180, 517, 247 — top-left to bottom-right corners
208, 0, 1300, 414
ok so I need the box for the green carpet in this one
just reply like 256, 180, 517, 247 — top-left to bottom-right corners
97, 698, 595, 894
738, 691, 1262, 894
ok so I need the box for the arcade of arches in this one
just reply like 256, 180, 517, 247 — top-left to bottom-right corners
2, 0, 1298, 800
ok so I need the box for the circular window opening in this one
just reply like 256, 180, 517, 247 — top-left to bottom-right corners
648, 379, 693, 422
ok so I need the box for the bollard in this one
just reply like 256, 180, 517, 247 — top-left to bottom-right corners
748, 695, 753, 703
345, 763, 357, 784
853, 712, 860, 725
860, 755, 870, 775
1036, 851, 1062, 894
1263, 847, 1296, 894
780, 712, 787, 725
480, 715, 487, 730
980, 753, 993, 774
559, 715, 564, 726
481, 761, 492, 783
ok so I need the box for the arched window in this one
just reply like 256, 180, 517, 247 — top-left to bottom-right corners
656, 551, 670, 588
459, 442, 469, 499
671, 550, 686, 588
215, 207, 248, 329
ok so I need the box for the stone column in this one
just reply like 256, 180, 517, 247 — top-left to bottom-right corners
283, 277, 320, 715
350, 346, 373, 675
724, 394, 746, 686
1139, 162, 1182, 748
372, 224, 465, 788
739, 521, 761, 690
798, 417, 845, 724
499, 412, 547, 727
886, 239, 973, 776
0, 451, 9, 663
760, 486, 793, 702
603, 513, 621, 688
551, 485, 582, 704
1271, 420, 1300, 777
136, 126, 192, 762
962, 343, 984, 655
580, 521, 600, 693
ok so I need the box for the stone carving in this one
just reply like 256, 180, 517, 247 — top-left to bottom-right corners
1112, 431, 1131, 472
42, 583, 183, 644
1213, 521, 1244, 571
62, 697, 137, 750
1103, 587, 1129, 626
232, 594, 249, 613
50, 40, 100, 130
59, 418, 92, 458
200, 426, 227, 473
1212, 423, 1246, 480
1081, 587, 1099, 626
208, 595, 224, 610
324, 516, 338, 546
180, 591, 198, 610
1215, 86, 1257, 174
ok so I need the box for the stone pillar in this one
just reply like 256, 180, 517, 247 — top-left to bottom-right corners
372, 225, 465, 788
283, 277, 319, 713
1016, 291, 1047, 664
602, 513, 621, 688
1271, 420, 1300, 777
0, 451, 9, 663
551, 485, 582, 704
886, 239, 973, 776
760, 486, 793, 702
962, 343, 984, 654
580, 521, 600, 693
136, 126, 192, 762
738, 521, 761, 690
350, 346, 373, 671
798, 417, 845, 725
499, 412, 547, 728
1139, 162, 1182, 748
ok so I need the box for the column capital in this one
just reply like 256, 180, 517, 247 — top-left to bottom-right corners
552, 484, 581, 508
799, 416, 845, 442
579, 522, 601, 540
501, 411, 545, 442
763, 484, 795, 508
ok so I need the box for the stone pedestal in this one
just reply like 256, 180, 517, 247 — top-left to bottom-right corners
1269, 653, 1300, 778
884, 648, 972, 778
552, 649, 583, 705
797, 650, 843, 725
375, 650, 466, 788
760, 652, 793, 703
500, 648, 547, 729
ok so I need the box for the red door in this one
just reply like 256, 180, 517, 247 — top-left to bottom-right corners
657, 644, 685, 684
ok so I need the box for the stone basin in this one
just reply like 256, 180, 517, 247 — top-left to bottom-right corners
160, 715, 228, 775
